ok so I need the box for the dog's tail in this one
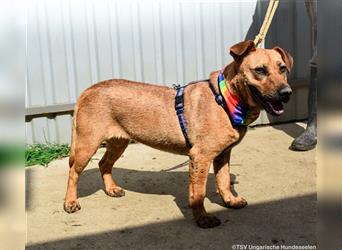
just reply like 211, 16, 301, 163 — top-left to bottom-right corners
68, 104, 78, 168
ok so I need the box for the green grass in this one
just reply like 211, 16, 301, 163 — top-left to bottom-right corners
0, 144, 24, 168
25, 144, 70, 167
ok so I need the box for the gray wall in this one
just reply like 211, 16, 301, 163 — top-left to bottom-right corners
26, 0, 311, 144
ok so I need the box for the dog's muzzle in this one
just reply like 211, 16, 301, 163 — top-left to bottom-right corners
248, 85, 292, 116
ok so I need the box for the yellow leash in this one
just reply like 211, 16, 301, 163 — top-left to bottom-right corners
254, 0, 279, 47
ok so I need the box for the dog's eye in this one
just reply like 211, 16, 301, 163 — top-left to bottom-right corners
280, 65, 287, 73
254, 67, 268, 76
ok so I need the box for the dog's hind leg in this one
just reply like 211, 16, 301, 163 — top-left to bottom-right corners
213, 150, 247, 209
64, 131, 103, 213
99, 138, 129, 197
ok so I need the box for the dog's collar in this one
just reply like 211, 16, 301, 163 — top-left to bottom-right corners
216, 71, 260, 126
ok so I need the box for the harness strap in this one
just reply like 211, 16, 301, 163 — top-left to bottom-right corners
175, 86, 192, 147
208, 79, 225, 108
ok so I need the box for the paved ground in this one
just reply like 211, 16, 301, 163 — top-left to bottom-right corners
26, 123, 316, 249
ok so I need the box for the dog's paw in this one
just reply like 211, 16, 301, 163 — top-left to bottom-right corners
105, 186, 125, 197
225, 197, 248, 209
64, 200, 81, 213
196, 215, 221, 228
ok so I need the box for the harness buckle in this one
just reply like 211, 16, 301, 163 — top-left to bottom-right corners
215, 94, 224, 106
175, 95, 184, 107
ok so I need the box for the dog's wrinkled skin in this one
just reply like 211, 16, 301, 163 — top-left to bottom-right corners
64, 40, 293, 228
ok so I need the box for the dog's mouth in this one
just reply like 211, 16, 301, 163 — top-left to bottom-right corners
248, 85, 284, 116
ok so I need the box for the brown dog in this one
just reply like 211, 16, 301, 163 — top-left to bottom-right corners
64, 40, 293, 228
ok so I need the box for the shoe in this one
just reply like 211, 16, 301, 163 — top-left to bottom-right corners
290, 128, 317, 151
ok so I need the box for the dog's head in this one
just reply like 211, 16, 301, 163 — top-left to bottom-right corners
228, 40, 293, 116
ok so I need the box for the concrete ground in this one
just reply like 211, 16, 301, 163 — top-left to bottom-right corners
26, 123, 316, 249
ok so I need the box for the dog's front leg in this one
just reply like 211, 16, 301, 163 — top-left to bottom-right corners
213, 150, 247, 209
188, 149, 221, 228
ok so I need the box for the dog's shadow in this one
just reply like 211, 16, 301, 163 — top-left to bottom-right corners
78, 161, 238, 220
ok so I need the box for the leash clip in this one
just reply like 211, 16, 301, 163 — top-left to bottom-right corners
172, 84, 181, 89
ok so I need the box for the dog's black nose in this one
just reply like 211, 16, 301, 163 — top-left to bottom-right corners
278, 86, 292, 103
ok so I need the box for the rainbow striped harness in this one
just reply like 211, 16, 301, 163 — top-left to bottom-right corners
174, 71, 260, 148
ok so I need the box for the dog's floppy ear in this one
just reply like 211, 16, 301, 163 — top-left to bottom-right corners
230, 40, 256, 61
273, 47, 294, 72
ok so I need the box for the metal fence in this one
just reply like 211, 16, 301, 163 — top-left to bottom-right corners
26, 0, 311, 144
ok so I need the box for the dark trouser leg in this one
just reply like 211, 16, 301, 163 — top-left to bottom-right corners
291, 66, 317, 151
291, 0, 317, 151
